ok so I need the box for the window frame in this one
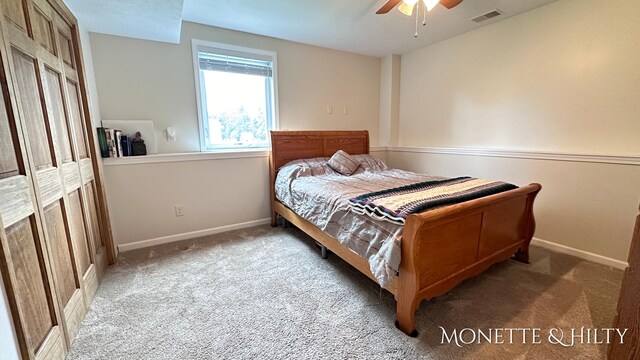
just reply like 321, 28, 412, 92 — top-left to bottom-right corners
191, 39, 279, 152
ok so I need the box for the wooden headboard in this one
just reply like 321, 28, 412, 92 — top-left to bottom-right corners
268, 130, 370, 222
270, 130, 369, 171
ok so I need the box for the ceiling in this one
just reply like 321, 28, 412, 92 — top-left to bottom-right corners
66, 0, 558, 57
66, 0, 185, 43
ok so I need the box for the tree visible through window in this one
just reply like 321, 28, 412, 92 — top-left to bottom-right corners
194, 41, 277, 150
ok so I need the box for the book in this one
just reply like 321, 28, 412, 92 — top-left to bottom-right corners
104, 128, 112, 158
120, 135, 131, 156
97, 127, 109, 158
108, 129, 117, 158
100, 128, 136, 158
114, 130, 123, 157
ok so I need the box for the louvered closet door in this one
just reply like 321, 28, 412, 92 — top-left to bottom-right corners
0, 29, 66, 360
0, 0, 102, 354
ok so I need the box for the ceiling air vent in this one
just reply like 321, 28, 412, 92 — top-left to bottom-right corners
470, 10, 504, 23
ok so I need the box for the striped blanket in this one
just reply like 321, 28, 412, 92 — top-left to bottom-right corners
348, 177, 517, 225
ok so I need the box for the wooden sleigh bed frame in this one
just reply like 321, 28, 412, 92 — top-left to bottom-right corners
269, 130, 542, 336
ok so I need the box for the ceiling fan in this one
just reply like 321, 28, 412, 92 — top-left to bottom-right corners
376, 0, 464, 15
376, 0, 464, 37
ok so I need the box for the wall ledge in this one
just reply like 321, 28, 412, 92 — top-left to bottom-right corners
102, 149, 270, 166
102, 146, 388, 166
386, 146, 640, 166
102, 145, 639, 167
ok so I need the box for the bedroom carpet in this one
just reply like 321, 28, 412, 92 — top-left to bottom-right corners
66, 225, 622, 360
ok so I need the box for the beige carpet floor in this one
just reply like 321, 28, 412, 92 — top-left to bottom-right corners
66, 225, 622, 359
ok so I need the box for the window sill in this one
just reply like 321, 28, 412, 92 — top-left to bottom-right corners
101, 149, 269, 166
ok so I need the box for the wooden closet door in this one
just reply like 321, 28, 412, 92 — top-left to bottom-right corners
0, 0, 100, 354
63, 60, 108, 280
55, 8, 108, 285
0, 27, 65, 360
50, 5, 103, 309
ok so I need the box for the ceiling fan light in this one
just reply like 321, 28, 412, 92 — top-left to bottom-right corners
398, 2, 415, 16
423, 0, 440, 11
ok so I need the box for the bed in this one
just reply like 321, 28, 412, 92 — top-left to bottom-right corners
269, 130, 541, 336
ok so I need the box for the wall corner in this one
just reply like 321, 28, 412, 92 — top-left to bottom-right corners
379, 54, 401, 147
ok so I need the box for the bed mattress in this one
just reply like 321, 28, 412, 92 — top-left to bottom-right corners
275, 156, 444, 289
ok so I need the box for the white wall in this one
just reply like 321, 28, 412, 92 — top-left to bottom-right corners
398, 0, 639, 154
90, 21, 381, 153
90, 22, 383, 246
388, 151, 640, 262
105, 149, 387, 247
104, 156, 270, 245
392, 0, 640, 262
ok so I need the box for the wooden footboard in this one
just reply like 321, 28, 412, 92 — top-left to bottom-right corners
395, 183, 541, 335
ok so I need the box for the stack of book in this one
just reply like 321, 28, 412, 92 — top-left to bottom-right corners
97, 127, 133, 158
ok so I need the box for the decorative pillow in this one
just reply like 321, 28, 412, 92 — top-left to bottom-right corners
327, 150, 360, 176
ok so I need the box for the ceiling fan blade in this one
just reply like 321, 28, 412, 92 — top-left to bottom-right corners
439, 0, 463, 9
376, 0, 403, 14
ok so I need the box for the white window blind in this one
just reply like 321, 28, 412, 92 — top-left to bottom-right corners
198, 52, 273, 77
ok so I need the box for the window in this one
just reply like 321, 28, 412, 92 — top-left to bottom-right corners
192, 40, 278, 151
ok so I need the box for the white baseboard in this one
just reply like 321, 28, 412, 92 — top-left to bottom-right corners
117, 218, 271, 252
531, 237, 628, 270
117, 223, 628, 270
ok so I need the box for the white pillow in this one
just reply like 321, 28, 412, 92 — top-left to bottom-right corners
327, 150, 360, 176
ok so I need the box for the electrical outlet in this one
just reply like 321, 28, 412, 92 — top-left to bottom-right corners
175, 205, 184, 217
